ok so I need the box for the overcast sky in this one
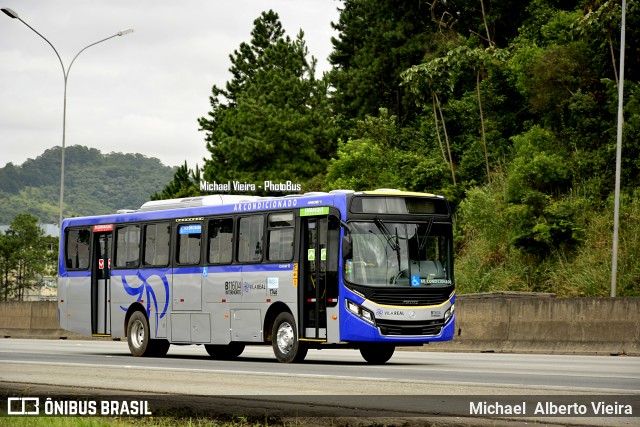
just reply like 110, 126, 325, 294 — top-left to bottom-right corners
0, 0, 341, 170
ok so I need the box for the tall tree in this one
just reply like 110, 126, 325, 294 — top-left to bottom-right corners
198, 10, 335, 191
404, 44, 510, 183
0, 230, 18, 301
325, 109, 448, 192
328, 0, 529, 128
151, 162, 201, 200
329, 0, 439, 128
1, 214, 48, 301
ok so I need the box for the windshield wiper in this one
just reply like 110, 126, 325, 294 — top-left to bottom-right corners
419, 219, 434, 252
374, 217, 403, 280
374, 217, 399, 252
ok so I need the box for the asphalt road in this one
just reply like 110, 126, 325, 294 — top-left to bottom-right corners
0, 339, 638, 425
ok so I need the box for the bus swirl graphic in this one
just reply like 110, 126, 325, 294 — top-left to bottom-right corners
119, 272, 169, 322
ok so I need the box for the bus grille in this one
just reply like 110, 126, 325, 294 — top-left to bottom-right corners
376, 319, 443, 336
366, 289, 451, 306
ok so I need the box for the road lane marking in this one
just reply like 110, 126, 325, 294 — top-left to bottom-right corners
1, 360, 638, 394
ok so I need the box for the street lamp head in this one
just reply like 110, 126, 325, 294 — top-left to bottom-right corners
1, 7, 19, 18
117, 28, 134, 36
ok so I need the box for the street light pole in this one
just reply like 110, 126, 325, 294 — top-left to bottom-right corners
611, 0, 627, 297
1, 8, 133, 233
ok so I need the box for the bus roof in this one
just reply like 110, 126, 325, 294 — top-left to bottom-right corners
61, 189, 446, 229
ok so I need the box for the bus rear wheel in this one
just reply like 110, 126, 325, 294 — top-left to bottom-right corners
127, 311, 150, 357
127, 311, 170, 357
272, 312, 307, 363
205, 343, 245, 360
359, 343, 395, 364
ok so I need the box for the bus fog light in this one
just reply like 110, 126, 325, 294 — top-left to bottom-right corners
361, 308, 374, 323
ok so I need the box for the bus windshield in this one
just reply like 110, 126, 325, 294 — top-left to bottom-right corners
344, 220, 452, 288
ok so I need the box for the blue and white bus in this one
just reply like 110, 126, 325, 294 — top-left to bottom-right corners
58, 189, 455, 363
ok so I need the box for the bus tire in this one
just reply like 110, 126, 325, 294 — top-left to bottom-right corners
205, 342, 245, 360
272, 312, 307, 363
359, 343, 395, 364
127, 311, 151, 357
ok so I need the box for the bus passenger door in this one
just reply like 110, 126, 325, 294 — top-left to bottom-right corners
301, 215, 339, 341
91, 231, 112, 336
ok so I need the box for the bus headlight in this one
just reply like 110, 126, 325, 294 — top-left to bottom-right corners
444, 304, 454, 323
347, 300, 360, 314
346, 299, 375, 325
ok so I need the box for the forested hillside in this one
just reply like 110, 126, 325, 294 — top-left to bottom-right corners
122, 1, 640, 297
0, 145, 175, 224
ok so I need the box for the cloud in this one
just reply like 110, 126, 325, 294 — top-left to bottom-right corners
0, 0, 341, 168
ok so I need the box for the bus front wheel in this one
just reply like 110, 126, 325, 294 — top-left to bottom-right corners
272, 312, 307, 363
359, 343, 395, 364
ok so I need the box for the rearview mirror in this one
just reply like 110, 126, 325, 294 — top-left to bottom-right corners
342, 235, 352, 259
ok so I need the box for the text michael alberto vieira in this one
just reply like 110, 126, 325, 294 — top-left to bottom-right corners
469, 400, 633, 416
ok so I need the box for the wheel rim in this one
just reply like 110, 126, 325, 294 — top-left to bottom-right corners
131, 319, 145, 349
276, 321, 294, 354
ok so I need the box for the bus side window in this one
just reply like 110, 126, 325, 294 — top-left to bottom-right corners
267, 212, 294, 261
237, 215, 264, 263
208, 218, 233, 264
143, 222, 170, 267
65, 228, 90, 269
115, 225, 140, 268
177, 223, 202, 265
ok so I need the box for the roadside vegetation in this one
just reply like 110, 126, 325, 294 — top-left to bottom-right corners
2, 1, 639, 297
155, 1, 640, 298
0, 414, 280, 427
